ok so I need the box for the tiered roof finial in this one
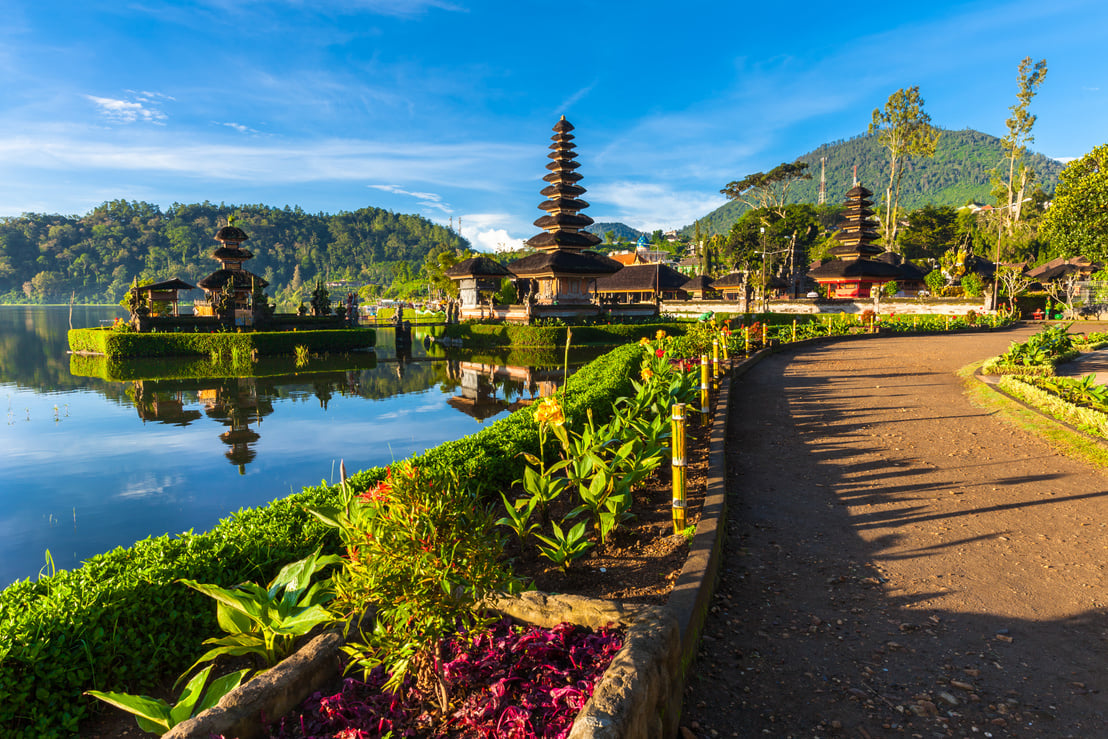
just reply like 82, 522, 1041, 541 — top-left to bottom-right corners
525, 116, 602, 252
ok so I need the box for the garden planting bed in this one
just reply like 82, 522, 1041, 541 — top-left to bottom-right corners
81, 385, 717, 738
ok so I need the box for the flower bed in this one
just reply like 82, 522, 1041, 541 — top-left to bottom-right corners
271, 619, 624, 738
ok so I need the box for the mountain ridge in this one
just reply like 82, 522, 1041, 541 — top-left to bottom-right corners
682, 128, 1065, 236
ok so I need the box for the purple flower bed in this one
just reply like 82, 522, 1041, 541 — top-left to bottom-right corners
270, 619, 624, 738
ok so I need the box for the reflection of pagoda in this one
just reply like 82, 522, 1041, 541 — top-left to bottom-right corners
507, 117, 621, 319
808, 183, 900, 298
196, 223, 269, 324
199, 379, 274, 474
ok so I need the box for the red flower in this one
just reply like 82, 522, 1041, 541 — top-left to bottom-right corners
655, 348, 665, 358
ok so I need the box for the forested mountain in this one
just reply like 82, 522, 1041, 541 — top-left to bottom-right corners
0, 200, 468, 304
584, 222, 642, 243
684, 128, 1066, 236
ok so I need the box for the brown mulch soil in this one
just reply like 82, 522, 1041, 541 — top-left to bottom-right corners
681, 326, 1108, 739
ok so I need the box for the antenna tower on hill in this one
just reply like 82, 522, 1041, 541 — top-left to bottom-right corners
818, 157, 827, 205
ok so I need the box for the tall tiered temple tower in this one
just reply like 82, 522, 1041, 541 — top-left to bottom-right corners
808, 183, 900, 298
507, 117, 620, 316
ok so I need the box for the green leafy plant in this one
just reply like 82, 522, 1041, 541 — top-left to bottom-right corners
85, 664, 249, 735
534, 519, 594, 572
176, 546, 341, 680
314, 460, 514, 714
495, 490, 541, 551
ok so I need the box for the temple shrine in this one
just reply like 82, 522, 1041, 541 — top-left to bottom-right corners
195, 221, 270, 324
808, 183, 900, 298
504, 117, 621, 320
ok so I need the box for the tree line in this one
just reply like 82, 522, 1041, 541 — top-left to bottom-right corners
0, 200, 469, 305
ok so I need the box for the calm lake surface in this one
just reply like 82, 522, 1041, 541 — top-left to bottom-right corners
0, 306, 579, 588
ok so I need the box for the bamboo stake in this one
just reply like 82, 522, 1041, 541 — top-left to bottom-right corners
671, 403, 687, 534
700, 355, 710, 418
792, 318, 797, 342
712, 339, 719, 381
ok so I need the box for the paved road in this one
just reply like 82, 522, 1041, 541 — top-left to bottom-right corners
681, 326, 1108, 738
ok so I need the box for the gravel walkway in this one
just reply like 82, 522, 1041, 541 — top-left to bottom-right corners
681, 326, 1108, 738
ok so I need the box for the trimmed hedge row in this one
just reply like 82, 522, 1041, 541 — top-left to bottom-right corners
440, 321, 686, 348
67, 327, 377, 359
997, 375, 1108, 438
0, 342, 643, 737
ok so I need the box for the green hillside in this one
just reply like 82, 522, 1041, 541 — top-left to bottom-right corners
0, 200, 468, 304
685, 128, 1065, 236
584, 221, 643, 243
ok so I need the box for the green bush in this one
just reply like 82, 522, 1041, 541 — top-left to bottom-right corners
67, 327, 376, 359
441, 322, 686, 348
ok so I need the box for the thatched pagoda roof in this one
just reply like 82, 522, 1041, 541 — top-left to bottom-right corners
508, 250, 622, 278
444, 256, 512, 278
710, 272, 746, 289
133, 277, 198, 292
212, 246, 254, 261
682, 274, 715, 293
215, 225, 249, 243
525, 231, 602, 250
808, 259, 902, 280
198, 269, 269, 291
594, 263, 689, 292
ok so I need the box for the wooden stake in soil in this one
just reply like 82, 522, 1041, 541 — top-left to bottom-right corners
712, 339, 719, 381
671, 403, 687, 534
700, 355, 710, 418
792, 318, 797, 342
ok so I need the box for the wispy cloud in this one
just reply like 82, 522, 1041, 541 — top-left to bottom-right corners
556, 82, 597, 115
85, 93, 170, 125
369, 184, 453, 213
218, 122, 260, 134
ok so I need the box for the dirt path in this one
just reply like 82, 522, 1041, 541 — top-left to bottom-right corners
681, 327, 1108, 738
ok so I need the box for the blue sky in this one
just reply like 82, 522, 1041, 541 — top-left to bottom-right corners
1, 0, 1106, 251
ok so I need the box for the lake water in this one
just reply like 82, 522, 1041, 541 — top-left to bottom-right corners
0, 306, 578, 588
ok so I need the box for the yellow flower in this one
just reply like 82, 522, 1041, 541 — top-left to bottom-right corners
534, 397, 565, 427
641, 367, 654, 382
639, 337, 650, 346
655, 329, 667, 341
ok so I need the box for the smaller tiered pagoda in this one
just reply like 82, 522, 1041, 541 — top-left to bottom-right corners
505, 117, 621, 320
196, 220, 270, 324
808, 183, 900, 298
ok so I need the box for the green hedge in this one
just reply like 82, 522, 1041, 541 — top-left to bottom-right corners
997, 375, 1108, 438
441, 321, 685, 348
67, 327, 376, 359
0, 342, 643, 737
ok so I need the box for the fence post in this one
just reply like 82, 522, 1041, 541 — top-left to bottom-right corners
671, 403, 687, 534
700, 355, 710, 418
712, 339, 719, 381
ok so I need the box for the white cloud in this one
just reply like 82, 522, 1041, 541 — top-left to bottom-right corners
369, 184, 453, 213
85, 94, 168, 125
218, 122, 259, 134
459, 213, 526, 252
587, 181, 726, 232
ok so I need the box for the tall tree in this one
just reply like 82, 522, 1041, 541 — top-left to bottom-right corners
720, 161, 811, 221
869, 87, 941, 250
1040, 144, 1108, 263
997, 57, 1048, 235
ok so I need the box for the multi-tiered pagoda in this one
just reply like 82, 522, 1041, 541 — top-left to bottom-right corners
808, 183, 900, 298
507, 117, 621, 318
197, 222, 269, 323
